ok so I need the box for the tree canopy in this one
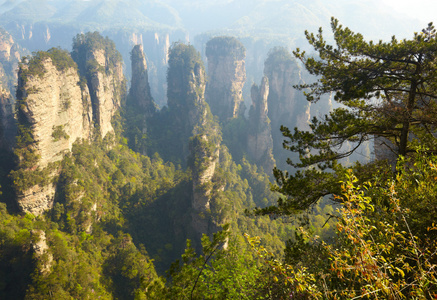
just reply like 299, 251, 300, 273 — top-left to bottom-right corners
264, 18, 437, 214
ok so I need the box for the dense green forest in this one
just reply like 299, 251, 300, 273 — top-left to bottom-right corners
0, 19, 437, 300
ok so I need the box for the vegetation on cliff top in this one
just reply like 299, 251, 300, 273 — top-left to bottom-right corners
205, 36, 246, 60
19, 47, 77, 79
72, 31, 123, 76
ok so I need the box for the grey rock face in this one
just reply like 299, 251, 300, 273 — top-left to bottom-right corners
128, 44, 156, 115
0, 28, 21, 149
205, 36, 246, 121
247, 76, 275, 173
15, 57, 92, 214
264, 47, 310, 168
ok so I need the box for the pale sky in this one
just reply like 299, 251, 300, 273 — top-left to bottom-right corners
380, 0, 437, 26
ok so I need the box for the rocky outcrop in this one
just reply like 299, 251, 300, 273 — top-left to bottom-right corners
88, 51, 123, 138
12, 34, 126, 215
14, 49, 92, 214
205, 36, 246, 121
17, 55, 91, 168
31, 230, 53, 274
72, 32, 126, 138
126, 31, 173, 106
167, 43, 211, 158
125, 44, 157, 154
167, 43, 221, 237
0, 86, 14, 149
0, 27, 21, 149
128, 44, 156, 116
247, 76, 275, 173
264, 47, 310, 168
16, 182, 57, 217
190, 134, 220, 234
0, 29, 20, 64
101, 29, 182, 107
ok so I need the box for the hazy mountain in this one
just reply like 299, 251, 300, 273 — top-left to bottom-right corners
0, 0, 426, 41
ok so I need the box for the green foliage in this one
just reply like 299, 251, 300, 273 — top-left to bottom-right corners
167, 42, 205, 106
247, 233, 322, 299
102, 233, 163, 299
263, 46, 295, 77
164, 226, 262, 299
205, 36, 246, 60
0, 204, 35, 299
252, 153, 437, 298
10, 122, 57, 194
188, 134, 218, 173
122, 105, 149, 154
26, 227, 112, 299
51, 125, 69, 142
72, 31, 123, 77
2, 137, 168, 298
270, 19, 437, 213
19, 47, 77, 79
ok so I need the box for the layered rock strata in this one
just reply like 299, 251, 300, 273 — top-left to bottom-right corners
14, 34, 126, 215
72, 32, 126, 138
205, 36, 246, 121
17, 57, 91, 167
247, 76, 275, 173
15, 50, 92, 214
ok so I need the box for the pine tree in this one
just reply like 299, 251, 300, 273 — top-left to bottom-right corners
265, 18, 437, 214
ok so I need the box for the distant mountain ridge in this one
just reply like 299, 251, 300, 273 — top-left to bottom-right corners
0, 0, 425, 42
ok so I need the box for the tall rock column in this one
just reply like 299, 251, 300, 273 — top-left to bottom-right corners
0, 86, 14, 150
128, 44, 155, 115
0, 27, 21, 150
264, 47, 310, 169
13, 48, 91, 214
167, 43, 222, 237
205, 36, 246, 122
72, 32, 126, 138
126, 44, 157, 154
167, 43, 211, 158
247, 76, 275, 173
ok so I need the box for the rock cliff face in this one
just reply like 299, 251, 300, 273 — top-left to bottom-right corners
0, 86, 14, 149
13, 34, 126, 215
72, 33, 126, 138
17, 58, 91, 167
14, 49, 92, 214
264, 47, 310, 169
5, 21, 187, 107
167, 43, 221, 236
102, 29, 187, 107
167, 43, 211, 157
89, 51, 123, 137
205, 36, 246, 121
190, 134, 220, 235
125, 44, 157, 154
247, 76, 275, 173
0, 27, 21, 149
128, 44, 156, 116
